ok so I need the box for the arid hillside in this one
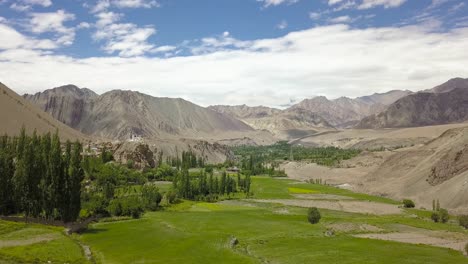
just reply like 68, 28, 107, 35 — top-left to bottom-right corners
357, 87, 468, 128
25, 86, 254, 140
0, 82, 87, 140
290, 90, 412, 127
360, 126, 468, 213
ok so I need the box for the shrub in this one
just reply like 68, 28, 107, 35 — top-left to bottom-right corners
108, 196, 144, 219
465, 242, 468, 255
165, 190, 178, 204
431, 212, 440, 223
307, 207, 321, 224
402, 199, 415, 208
141, 185, 162, 211
459, 215, 468, 229
439, 208, 449, 223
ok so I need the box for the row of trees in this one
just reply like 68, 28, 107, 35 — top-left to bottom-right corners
232, 141, 361, 167
0, 128, 84, 222
167, 150, 205, 170
173, 170, 251, 201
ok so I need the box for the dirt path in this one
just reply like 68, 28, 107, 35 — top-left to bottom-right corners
354, 232, 467, 253
0, 233, 59, 248
251, 199, 401, 215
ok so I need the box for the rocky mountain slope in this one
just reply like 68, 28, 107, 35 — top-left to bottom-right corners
0, 82, 86, 140
361, 126, 468, 213
357, 87, 468, 129
427, 77, 468, 93
24, 86, 253, 140
209, 104, 334, 138
24, 84, 97, 128
290, 90, 412, 127
208, 104, 281, 119
210, 90, 411, 135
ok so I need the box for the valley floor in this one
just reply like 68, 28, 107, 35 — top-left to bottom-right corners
1, 176, 467, 263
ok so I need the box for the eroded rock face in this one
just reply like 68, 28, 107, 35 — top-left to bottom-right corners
428, 144, 468, 185
24, 84, 97, 128
113, 143, 156, 169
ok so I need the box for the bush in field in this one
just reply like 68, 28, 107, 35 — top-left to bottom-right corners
458, 215, 468, 229
431, 212, 440, 223
307, 207, 321, 224
108, 196, 144, 219
439, 208, 449, 223
165, 190, 178, 204
141, 185, 162, 211
431, 208, 449, 223
402, 199, 415, 208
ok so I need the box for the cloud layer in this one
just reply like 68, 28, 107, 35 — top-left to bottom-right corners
1, 20, 467, 108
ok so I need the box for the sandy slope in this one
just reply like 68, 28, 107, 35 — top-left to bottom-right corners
284, 124, 468, 213
0, 82, 87, 141
295, 123, 468, 149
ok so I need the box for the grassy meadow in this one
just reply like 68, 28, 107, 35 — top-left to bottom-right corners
1, 176, 467, 263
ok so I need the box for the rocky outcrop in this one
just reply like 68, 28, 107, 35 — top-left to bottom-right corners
428, 140, 468, 186
113, 143, 156, 169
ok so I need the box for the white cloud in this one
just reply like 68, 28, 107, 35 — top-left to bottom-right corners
90, 0, 158, 12
112, 0, 159, 8
333, 1, 357, 11
27, 10, 76, 46
276, 20, 288, 30
309, 12, 322, 20
328, 0, 345, 5
9, 0, 52, 11
77, 22, 91, 29
358, 0, 407, 9
91, 0, 110, 13
22, 0, 52, 6
151, 45, 176, 53
93, 11, 156, 57
448, 2, 465, 13
328, 15, 352, 23
0, 23, 57, 50
1, 24, 468, 108
10, 3, 31, 12
257, 0, 299, 8
190, 32, 252, 55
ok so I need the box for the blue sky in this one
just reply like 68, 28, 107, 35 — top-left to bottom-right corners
0, 0, 467, 107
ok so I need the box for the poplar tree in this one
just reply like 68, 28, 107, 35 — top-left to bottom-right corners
49, 131, 62, 219
68, 141, 84, 222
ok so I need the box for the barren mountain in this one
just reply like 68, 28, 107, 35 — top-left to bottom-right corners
356, 90, 413, 105
208, 104, 281, 119
357, 87, 468, 129
25, 86, 253, 140
242, 108, 334, 138
290, 90, 412, 127
0, 82, 86, 140
209, 104, 334, 139
427, 77, 468, 93
24, 84, 97, 127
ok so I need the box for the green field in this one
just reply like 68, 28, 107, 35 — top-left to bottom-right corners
1, 176, 467, 263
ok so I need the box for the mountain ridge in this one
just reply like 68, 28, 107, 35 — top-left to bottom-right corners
24, 85, 254, 140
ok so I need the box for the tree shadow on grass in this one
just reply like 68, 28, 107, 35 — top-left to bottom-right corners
80, 227, 108, 234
